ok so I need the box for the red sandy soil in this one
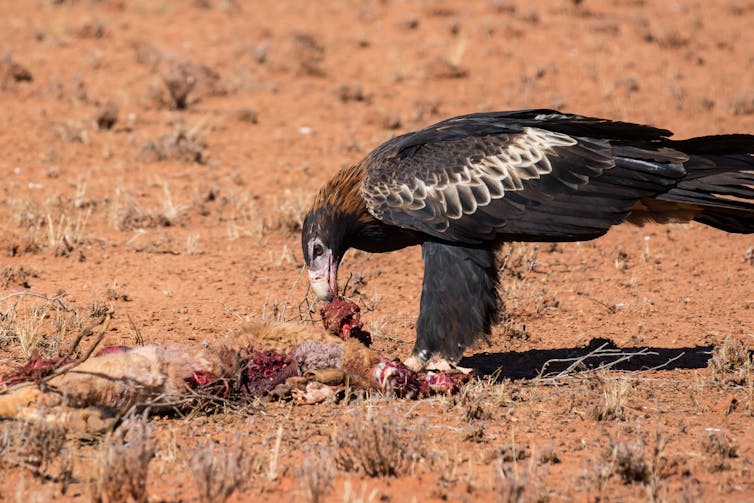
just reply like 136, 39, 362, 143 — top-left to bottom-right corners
1, 0, 753, 501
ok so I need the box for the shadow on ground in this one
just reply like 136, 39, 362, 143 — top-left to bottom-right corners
461, 337, 714, 381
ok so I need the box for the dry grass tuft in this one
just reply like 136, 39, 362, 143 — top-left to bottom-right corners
495, 458, 548, 503
92, 418, 155, 503
591, 432, 678, 499
160, 61, 199, 110
332, 405, 425, 477
292, 32, 326, 77
0, 52, 33, 89
187, 437, 254, 503
611, 442, 650, 484
1, 265, 38, 289
0, 304, 18, 350
0, 420, 70, 481
298, 445, 334, 503
138, 121, 208, 164
0, 296, 90, 359
589, 377, 632, 421
0, 301, 48, 357
264, 189, 310, 234
537, 444, 560, 465
700, 430, 737, 472
614, 249, 630, 271
9, 194, 92, 256
499, 243, 541, 280
225, 188, 312, 243
709, 336, 753, 386
15, 303, 48, 357
157, 60, 221, 110
112, 186, 189, 231
52, 121, 89, 144
454, 378, 496, 424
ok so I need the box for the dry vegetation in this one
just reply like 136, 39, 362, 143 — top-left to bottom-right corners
92, 419, 155, 503
0, 420, 71, 483
332, 405, 425, 477
1, 0, 753, 501
187, 438, 254, 503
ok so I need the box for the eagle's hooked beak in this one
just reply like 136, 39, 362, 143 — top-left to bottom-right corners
308, 249, 338, 301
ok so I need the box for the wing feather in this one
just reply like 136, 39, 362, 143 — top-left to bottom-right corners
360, 111, 684, 243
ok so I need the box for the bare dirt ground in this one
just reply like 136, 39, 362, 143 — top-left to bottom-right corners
1, 0, 753, 501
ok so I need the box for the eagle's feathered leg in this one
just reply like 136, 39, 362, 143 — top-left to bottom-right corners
407, 241, 500, 370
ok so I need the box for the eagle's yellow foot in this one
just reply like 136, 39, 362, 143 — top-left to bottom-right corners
403, 355, 426, 372
425, 358, 473, 375
404, 355, 473, 375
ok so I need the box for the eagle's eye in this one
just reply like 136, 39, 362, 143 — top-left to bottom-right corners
312, 243, 324, 259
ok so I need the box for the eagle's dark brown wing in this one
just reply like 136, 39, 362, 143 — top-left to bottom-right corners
360, 110, 688, 244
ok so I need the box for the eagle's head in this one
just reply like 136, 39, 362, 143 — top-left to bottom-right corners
302, 205, 347, 301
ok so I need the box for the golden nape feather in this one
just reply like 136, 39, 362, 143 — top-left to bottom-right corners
311, 162, 371, 221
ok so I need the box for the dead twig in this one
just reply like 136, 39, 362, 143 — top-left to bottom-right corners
281, 264, 305, 322
1, 311, 112, 396
0, 292, 70, 311
536, 343, 658, 383
126, 312, 144, 346
43, 311, 112, 382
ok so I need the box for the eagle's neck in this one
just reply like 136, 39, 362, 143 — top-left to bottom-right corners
307, 163, 375, 256
313, 163, 371, 225
310, 163, 419, 254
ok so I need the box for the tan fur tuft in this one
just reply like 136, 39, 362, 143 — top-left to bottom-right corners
225, 321, 340, 353
340, 338, 381, 388
627, 199, 700, 226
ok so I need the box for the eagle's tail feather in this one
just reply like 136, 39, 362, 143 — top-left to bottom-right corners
647, 135, 754, 234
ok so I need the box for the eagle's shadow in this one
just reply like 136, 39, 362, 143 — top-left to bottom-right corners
460, 337, 715, 382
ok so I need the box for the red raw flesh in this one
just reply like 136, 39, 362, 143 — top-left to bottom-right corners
94, 345, 132, 357
419, 371, 470, 396
371, 359, 421, 398
371, 360, 470, 398
243, 349, 300, 396
320, 296, 372, 346
185, 370, 231, 398
189, 370, 218, 386
0, 356, 76, 387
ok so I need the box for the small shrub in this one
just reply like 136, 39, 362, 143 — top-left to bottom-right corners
298, 445, 334, 503
332, 406, 424, 477
612, 442, 650, 484
700, 430, 737, 472
495, 458, 548, 503
592, 433, 678, 497
0, 265, 37, 288
292, 32, 326, 77
138, 122, 208, 164
709, 337, 752, 386
0, 420, 69, 480
187, 436, 256, 503
589, 378, 632, 421
93, 418, 155, 503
